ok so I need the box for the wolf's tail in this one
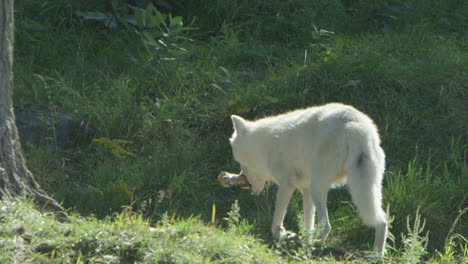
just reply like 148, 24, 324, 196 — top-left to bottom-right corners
345, 121, 387, 227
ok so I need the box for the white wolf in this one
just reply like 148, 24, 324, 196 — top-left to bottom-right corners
229, 103, 387, 255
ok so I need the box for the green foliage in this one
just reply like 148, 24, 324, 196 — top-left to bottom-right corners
435, 208, 468, 263
437, 234, 468, 264
173, 0, 466, 39
399, 207, 429, 263
384, 140, 467, 250
92, 137, 135, 159
223, 200, 241, 230
76, 1, 192, 57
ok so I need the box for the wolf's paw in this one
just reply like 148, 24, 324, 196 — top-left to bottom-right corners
281, 230, 298, 240
274, 227, 298, 241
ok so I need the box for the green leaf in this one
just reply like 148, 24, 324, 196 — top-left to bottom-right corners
142, 30, 159, 47
269, 97, 280, 103
170, 16, 183, 27
92, 138, 135, 159
87, 185, 104, 196
75, 11, 109, 21
132, 8, 145, 29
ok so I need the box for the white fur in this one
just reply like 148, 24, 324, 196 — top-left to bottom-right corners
229, 103, 388, 255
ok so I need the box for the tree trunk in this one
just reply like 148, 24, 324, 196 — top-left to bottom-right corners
0, 0, 67, 221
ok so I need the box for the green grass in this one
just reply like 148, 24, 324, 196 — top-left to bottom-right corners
9, 0, 468, 261
0, 199, 284, 263
0, 199, 466, 263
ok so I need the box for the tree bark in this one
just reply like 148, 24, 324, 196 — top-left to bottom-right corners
0, 0, 67, 221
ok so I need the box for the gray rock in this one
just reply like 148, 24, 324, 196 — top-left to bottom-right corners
15, 104, 78, 149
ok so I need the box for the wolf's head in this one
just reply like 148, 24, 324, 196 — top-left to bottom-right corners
229, 115, 268, 195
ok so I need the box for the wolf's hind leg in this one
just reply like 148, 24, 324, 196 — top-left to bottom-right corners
311, 188, 331, 246
373, 221, 388, 255
301, 188, 316, 234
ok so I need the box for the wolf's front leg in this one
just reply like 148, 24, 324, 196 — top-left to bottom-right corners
271, 183, 295, 239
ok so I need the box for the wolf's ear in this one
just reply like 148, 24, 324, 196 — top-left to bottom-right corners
231, 115, 247, 133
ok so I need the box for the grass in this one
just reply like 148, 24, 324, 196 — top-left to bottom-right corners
8, 0, 468, 262
0, 199, 466, 263
0, 199, 283, 263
